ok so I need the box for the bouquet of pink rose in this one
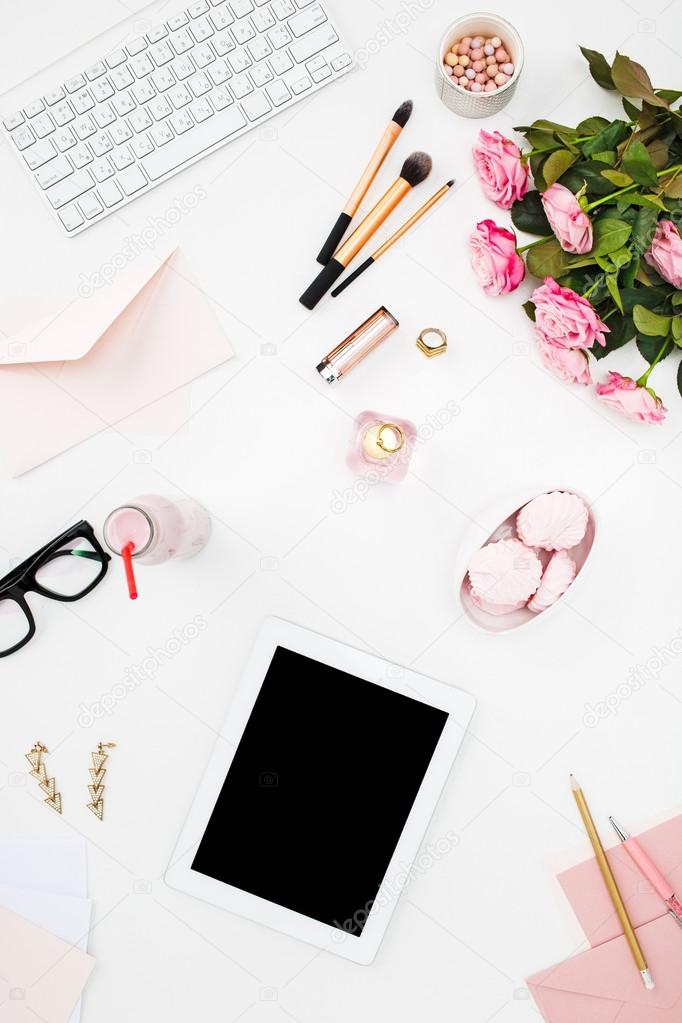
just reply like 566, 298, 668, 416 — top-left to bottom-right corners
469, 46, 682, 423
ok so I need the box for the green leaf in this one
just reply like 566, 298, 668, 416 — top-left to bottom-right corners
672, 292, 682, 307
606, 273, 624, 311
622, 97, 641, 120
633, 303, 672, 336
631, 206, 659, 254
543, 149, 577, 186
611, 53, 669, 108
647, 138, 669, 170
621, 139, 659, 187
610, 246, 633, 268
591, 218, 632, 255
576, 115, 610, 135
672, 313, 682, 345
637, 335, 672, 363
582, 120, 631, 156
526, 237, 572, 280
530, 153, 549, 192
621, 254, 640, 289
660, 171, 682, 198
559, 161, 621, 197
602, 169, 633, 187
620, 285, 669, 313
580, 46, 615, 90
511, 190, 553, 236
678, 360, 682, 398
522, 300, 536, 321
592, 312, 635, 359
591, 150, 617, 165
618, 193, 668, 212
657, 89, 682, 102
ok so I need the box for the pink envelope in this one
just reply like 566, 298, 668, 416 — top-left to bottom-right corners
0, 904, 95, 1023
528, 816, 682, 1022
0, 248, 233, 476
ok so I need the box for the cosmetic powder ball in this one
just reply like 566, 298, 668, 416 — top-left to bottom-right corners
517, 492, 589, 552
467, 537, 542, 608
445, 32, 513, 83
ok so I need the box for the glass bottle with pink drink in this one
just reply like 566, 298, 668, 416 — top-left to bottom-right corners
103, 494, 211, 566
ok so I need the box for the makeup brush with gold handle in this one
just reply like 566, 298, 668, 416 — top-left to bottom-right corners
300, 152, 432, 310
316, 100, 413, 266
330, 179, 455, 297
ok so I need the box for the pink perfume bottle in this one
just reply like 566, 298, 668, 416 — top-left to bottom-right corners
103, 494, 211, 565
347, 411, 416, 483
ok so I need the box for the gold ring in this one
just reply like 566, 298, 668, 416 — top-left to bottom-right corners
375, 423, 405, 454
417, 327, 447, 358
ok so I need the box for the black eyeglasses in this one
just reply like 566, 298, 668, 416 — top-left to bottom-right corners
0, 521, 110, 658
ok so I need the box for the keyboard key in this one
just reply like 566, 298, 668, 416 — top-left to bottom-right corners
126, 37, 148, 55
212, 32, 235, 55
110, 121, 133, 143
241, 90, 270, 120
98, 178, 123, 207
167, 13, 188, 30
44, 87, 65, 105
92, 157, 115, 181
23, 138, 57, 169
229, 50, 251, 73
113, 92, 136, 116
288, 2, 326, 35
289, 22, 337, 61
231, 0, 254, 13
171, 28, 194, 53
141, 102, 245, 179
118, 163, 146, 193
190, 98, 213, 121
131, 53, 154, 77
250, 63, 273, 87
230, 74, 252, 98
150, 96, 172, 120
36, 155, 73, 189
189, 71, 212, 96
90, 131, 113, 155
112, 145, 135, 170
311, 63, 331, 82
290, 74, 311, 94
252, 7, 275, 30
147, 25, 168, 42
24, 98, 45, 118
74, 115, 97, 140
268, 25, 291, 48
152, 67, 176, 91
194, 43, 216, 67
3, 111, 24, 130
211, 85, 233, 109
54, 126, 77, 151
171, 56, 195, 80
249, 37, 271, 61
72, 89, 95, 114
32, 113, 55, 138
266, 79, 291, 105
131, 134, 154, 157
210, 4, 234, 30
130, 108, 153, 132
52, 100, 75, 125
94, 103, 116, 128
111, 66, 134, 89
269, 50, 292, 74
71, 143, 93, 167
169, 83, 193, 107
85, 61, 107, 80
46, 169, 94, 207
11, 125, 35, 149
191, 16, 214, 41
58, 204, 84, 231
208, 59, 231, 84
132, 80, 156, 104
189, 0, 209, 14
65, 74, 86, 93
271, 0, 295, 17
232, 21, 255, 44
331, 52, 351, 72
91, 78, 115, 102
150, 121, 174, 146
78, 191, 103, 219
151, 41, 174, 65
106, 48, 127, 67
170, 109, 193, 133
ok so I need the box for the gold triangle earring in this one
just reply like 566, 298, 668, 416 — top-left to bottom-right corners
87, 742, 116, 820
25, 742, 62, 814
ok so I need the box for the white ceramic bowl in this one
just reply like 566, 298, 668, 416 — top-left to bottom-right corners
454, 487, 597, 634
436, 13, 524, 118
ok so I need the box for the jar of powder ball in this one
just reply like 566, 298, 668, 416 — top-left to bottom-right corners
436, 13, 524, 117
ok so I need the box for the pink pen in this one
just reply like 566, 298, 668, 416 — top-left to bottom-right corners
610, 817, 682, 929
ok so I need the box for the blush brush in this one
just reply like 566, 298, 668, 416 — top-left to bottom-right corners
316, 100, 413, 266
300, 151, 432, 310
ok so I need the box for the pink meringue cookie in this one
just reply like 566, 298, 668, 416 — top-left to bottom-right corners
467, 538, 542, 606
469, 586, 526, 616
528, 550, 577, 613
516, 491, 588, 551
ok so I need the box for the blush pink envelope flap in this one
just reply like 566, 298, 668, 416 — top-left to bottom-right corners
0, 248, 233, 476
527, 914, 682, 1022
0, 904, 95, 1023
558, 815, 682, 945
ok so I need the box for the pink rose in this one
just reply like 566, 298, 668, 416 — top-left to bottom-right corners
536, 332, 592, 385
470, 219, 525, 296
541, 183, 593, 254
596, 372, 667, 424
472, 130, 530, 210
644, 219, 682, 288
532, 277, 609, 349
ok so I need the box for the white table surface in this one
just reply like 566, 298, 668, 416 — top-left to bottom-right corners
1, 1, 682, 1020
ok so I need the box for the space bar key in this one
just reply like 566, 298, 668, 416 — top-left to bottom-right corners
142, 106, 247, 181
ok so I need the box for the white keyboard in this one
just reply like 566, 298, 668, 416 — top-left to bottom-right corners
2, 0, 352, 235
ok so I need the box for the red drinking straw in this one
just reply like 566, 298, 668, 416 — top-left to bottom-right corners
121, 541, 138, 600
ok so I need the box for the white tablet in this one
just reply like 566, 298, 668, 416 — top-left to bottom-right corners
165, 618, 475, 964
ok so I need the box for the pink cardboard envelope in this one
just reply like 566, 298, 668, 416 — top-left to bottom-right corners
528, 816, 682, 1021
0, 904, 95, 1023
0, 248, 233, 476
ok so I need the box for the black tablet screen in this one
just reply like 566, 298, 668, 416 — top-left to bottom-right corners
191, 646, 448, 935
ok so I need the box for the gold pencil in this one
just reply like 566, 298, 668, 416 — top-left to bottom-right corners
570, 775, 654, 990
